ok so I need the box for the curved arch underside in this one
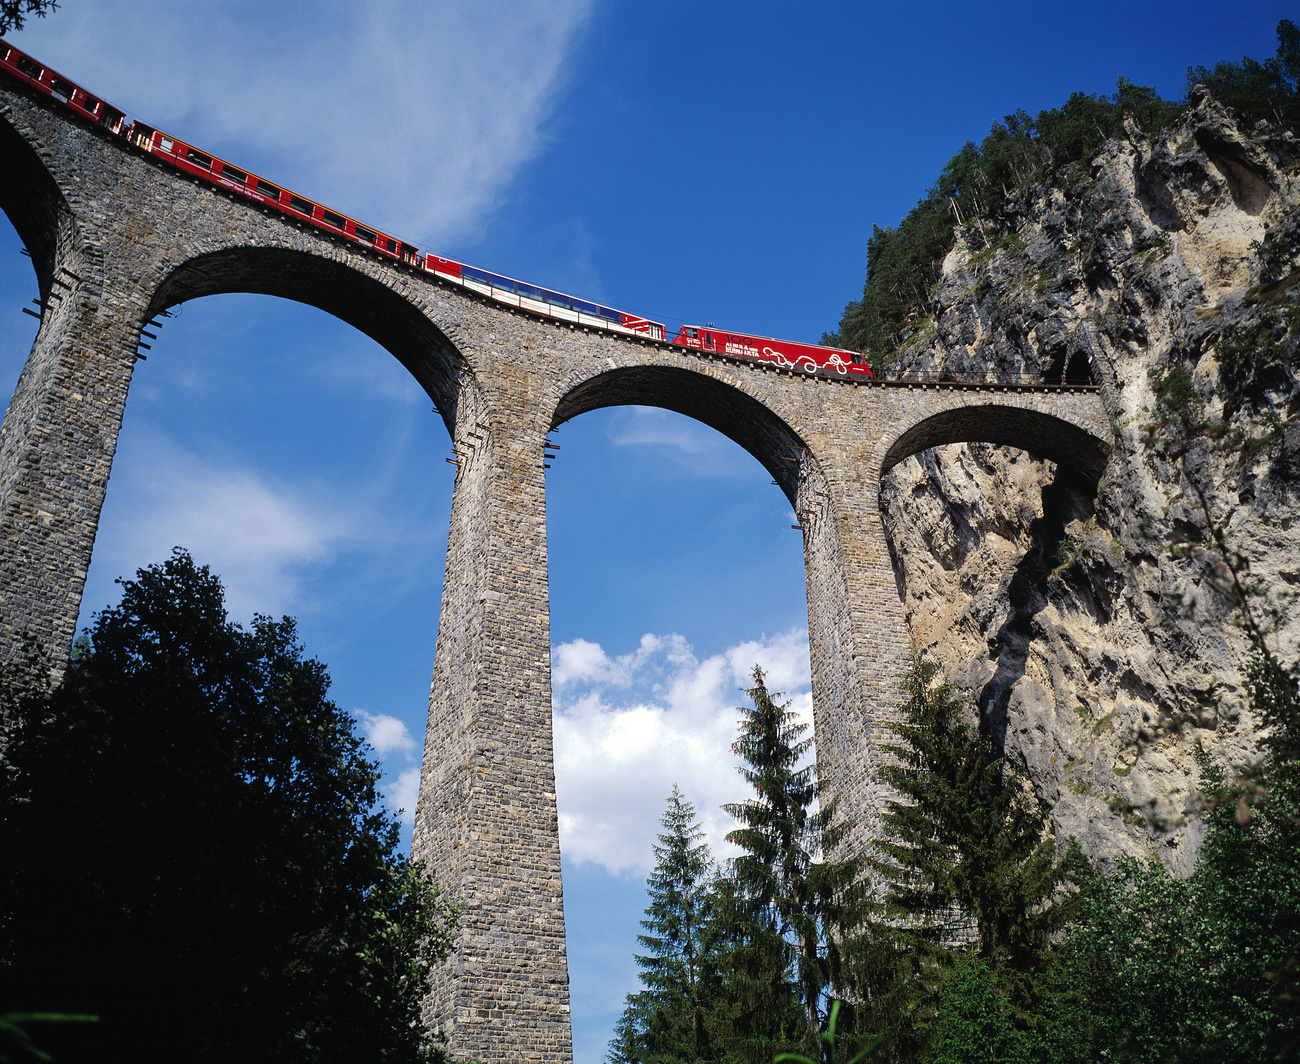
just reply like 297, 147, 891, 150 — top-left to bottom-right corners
553, 365, 810, 498
881, 403, 1110, 480
0, 114, 71, 301
150, 247, 467, 426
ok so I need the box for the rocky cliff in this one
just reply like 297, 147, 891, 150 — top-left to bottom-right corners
878, 88, 1300, 871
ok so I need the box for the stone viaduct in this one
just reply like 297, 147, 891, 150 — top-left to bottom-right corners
0, 72, 1110, 1063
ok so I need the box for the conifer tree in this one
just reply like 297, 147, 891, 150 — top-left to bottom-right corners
722, 665, 867, 1060
863, 656, 1079, 1023
609, 787, 724, 1063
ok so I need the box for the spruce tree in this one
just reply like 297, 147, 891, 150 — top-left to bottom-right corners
722, 665, 867, 1060
609, 787, 724, 1063
861, 655, 1079, 1044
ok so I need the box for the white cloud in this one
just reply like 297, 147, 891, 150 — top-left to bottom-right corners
87, 428, 352, 621
552, 630, 814, 877
608, 407, 720, 455
17, 0, 593, 246
385, 767, 422, 827
356, 710, 417, 757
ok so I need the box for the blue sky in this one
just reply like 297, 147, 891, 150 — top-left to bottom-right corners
1, 3, 1294, 1059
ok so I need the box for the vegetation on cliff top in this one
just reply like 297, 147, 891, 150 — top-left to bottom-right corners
825, 19, 1300, 373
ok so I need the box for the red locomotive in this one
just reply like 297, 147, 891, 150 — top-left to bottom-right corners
670, 325, 872, 377
0, 40, 872, 381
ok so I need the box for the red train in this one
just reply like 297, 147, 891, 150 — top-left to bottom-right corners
0, 40, 873, 380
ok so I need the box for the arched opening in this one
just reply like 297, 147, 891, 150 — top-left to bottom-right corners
149, 247, 469, 429
0, 112, 70, 302
79, 287, 454, 840
546, 368, 824, 1060
0, 211, 41, 411
880, 403, 1110, 481
0, 195, 459, 846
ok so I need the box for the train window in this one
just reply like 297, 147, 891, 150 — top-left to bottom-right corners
82, 94, 101, 114
50, 77, 73, 100
355, 225, 377, 244
15, 56, 40, 78
516, 282, 544, 301
461, 266, 488, 283
487, 273, 515, 292
543, 290, 571, 308
220, 164, 248, 185
384, 238, 397, 253
289, 195, 314, 216
686, 327, 698, 338
256, 179, 281, 200
322, 210, 346, 230
851, 354, 863, 364
185, 147, 213, 169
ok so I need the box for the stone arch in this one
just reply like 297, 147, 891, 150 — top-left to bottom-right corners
148, 246, 470, 431
0, 107, 84, 302
879, 402, 1110, 481
552, 364, 814, 501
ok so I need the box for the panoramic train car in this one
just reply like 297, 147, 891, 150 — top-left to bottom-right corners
422, 257, 666, 339
1, 39, 872, 376
670, 326, 873, 378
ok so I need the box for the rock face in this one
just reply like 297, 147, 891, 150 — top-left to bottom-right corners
878, 89, 1300, 872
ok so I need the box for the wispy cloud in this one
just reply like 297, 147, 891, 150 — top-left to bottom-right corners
552, 629, 813, 876
85, 427, 351, 621
17, 0, 594, 246
354, 711, 421, 826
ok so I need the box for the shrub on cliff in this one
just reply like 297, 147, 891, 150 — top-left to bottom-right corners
0, 549, 456, 1064
827, 20, 1300, 371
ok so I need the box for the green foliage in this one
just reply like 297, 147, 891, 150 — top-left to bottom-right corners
0, 0, 57, 35
855, 657, 1080, 1057
1254, 209, 1300, 286
871, 657, 1079, 976
610, 787, 727, 1063
0, 550, 457, 1063
0, 1014, 96, 1063
773, 1001, 879, 1064
1151, 361, 1196, 417
1055, 757, 1300, 1061
833, 77, 1179, 368
1215, 312, 1295, 410
928, 954, 1029, 1064
833, 21, 1300, 369
722, 665, 869, 1061
1186, 19, 1300, 133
